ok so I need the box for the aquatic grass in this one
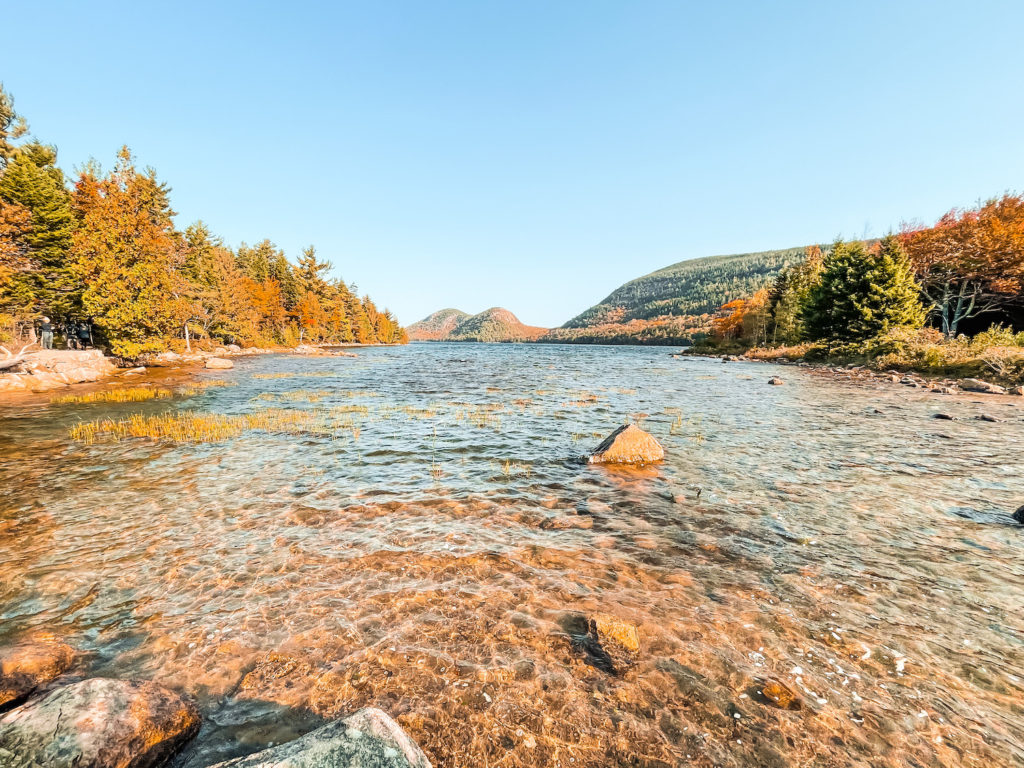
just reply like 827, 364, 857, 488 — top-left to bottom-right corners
69, 408, 332, 444
53, 387, 174, 405
253, 389, 331, 403
251, 371, 335, 380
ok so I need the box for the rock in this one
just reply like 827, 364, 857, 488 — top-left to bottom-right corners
959, 378, 1006, 395
933, 413, 955, 420
0, 638, 75, 708
977, 413, 1002, 422
759, 679, 803, 711
205, 358, 234, 370
768, 377, 784, 385
225, 344, 242, 353
120, 367, 146, 376
1009, 386, 1024, 396
593, 614, 640, 653
588, 424, 664, 465
0, 678, 199, 768
207, 707, 431, 768
1013, 506, 1024, 524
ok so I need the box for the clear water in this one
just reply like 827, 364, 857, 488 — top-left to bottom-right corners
1, 343, 1021, 767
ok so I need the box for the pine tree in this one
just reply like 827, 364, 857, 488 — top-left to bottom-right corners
0, 83, 28, 168
804, 238, 925, 343
70, 147, 188, 357
0, 142, 76, 316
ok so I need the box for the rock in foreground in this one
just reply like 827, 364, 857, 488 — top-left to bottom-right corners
0, 638, 75, 708
589, 424, 664, 465
0, 678, 199, 768
208, 707, 431, 768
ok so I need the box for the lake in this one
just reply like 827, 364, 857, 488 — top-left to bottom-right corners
1, 343, 1021, 767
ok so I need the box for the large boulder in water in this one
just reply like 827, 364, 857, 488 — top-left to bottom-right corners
0, 678, 200, 768
205, 357, 234, 369
0, 638, 75, 708
207, 707, 431, 768
588, 424, 664, 465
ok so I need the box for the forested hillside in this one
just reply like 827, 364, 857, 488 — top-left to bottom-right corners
407, 308, 470, 341
408, 307, 547, 342
563, 247, 808, 329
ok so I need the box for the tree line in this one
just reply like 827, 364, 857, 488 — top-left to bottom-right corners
710, 193, 1024, 348
0, 85, 406, 358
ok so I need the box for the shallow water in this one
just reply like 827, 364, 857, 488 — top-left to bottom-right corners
1, 343, 1022, 767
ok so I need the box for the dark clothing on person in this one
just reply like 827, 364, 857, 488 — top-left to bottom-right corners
39, 321, 54, 350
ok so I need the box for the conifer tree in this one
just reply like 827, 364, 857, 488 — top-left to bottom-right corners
70, 148, 187, 357
803, 238, 925, 343
0, 84, 28, 167
0, 142, 76, 316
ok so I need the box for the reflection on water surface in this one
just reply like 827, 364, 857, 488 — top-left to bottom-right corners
1, 343, 1021, 767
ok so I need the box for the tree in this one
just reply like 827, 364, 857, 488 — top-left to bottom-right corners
804, 238, 925, 343
70, 147, 188, 357
0, 142, 76, 317
901, 194, 1024, 337
768, 245, 823, 344
0, 83, 28, 167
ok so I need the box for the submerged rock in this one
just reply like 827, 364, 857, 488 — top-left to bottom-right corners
588, 424, 664, 465
0, 638, 75, 709
593, 614, 640, 653
768, 377, 784, 385
759, 679, 803, 711
207, 707, 431, 768
0, 678, 200, 768
1013, 506, 1024, 524
205, 357, 234, 370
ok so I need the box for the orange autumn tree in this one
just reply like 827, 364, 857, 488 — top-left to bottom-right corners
71, 148, 189, 357
711, 299, 747, 339
901, 193, 1024, 336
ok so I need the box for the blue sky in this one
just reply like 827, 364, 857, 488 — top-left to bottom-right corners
2, 1, 1022, 327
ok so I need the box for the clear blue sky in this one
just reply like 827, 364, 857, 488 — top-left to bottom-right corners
2, 1, 1022, 327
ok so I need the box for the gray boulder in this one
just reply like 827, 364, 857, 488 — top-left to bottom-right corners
208, 708, 431, 768
205, 357, 234, 370
0, 639, 75, 708
959, 378, 1006, 394
0, 678, 199, 768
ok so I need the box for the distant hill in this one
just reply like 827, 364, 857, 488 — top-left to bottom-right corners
408, 307, 548, 343
551, 246, 810, 344
407, 308, 471, 341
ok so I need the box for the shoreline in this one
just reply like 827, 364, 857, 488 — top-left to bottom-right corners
0, 342, 399, 407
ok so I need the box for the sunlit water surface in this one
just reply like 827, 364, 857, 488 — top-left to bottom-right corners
1, 343, 1022, 767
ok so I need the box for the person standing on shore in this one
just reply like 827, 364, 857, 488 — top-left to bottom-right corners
39, 317, 54, 350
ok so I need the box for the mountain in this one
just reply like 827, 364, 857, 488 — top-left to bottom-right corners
408, 307, 547, 342
406, 308, 471, 341
548, 246, 810, 345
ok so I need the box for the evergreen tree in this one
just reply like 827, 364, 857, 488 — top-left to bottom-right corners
768, 245, 823, 344
0, 83, 28, 167
804, 238, 925, 343
0, 142, 76, 316
71, 147, 187, 357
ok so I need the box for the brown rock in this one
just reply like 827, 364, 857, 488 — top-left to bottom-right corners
0, 639, 75, 708
588, 424, 664, 465
760, 679, 802, 711
593, 614, 640, 653
768, 377, 784, 385
205, 357, 234, 370
0, 678, 200, 768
